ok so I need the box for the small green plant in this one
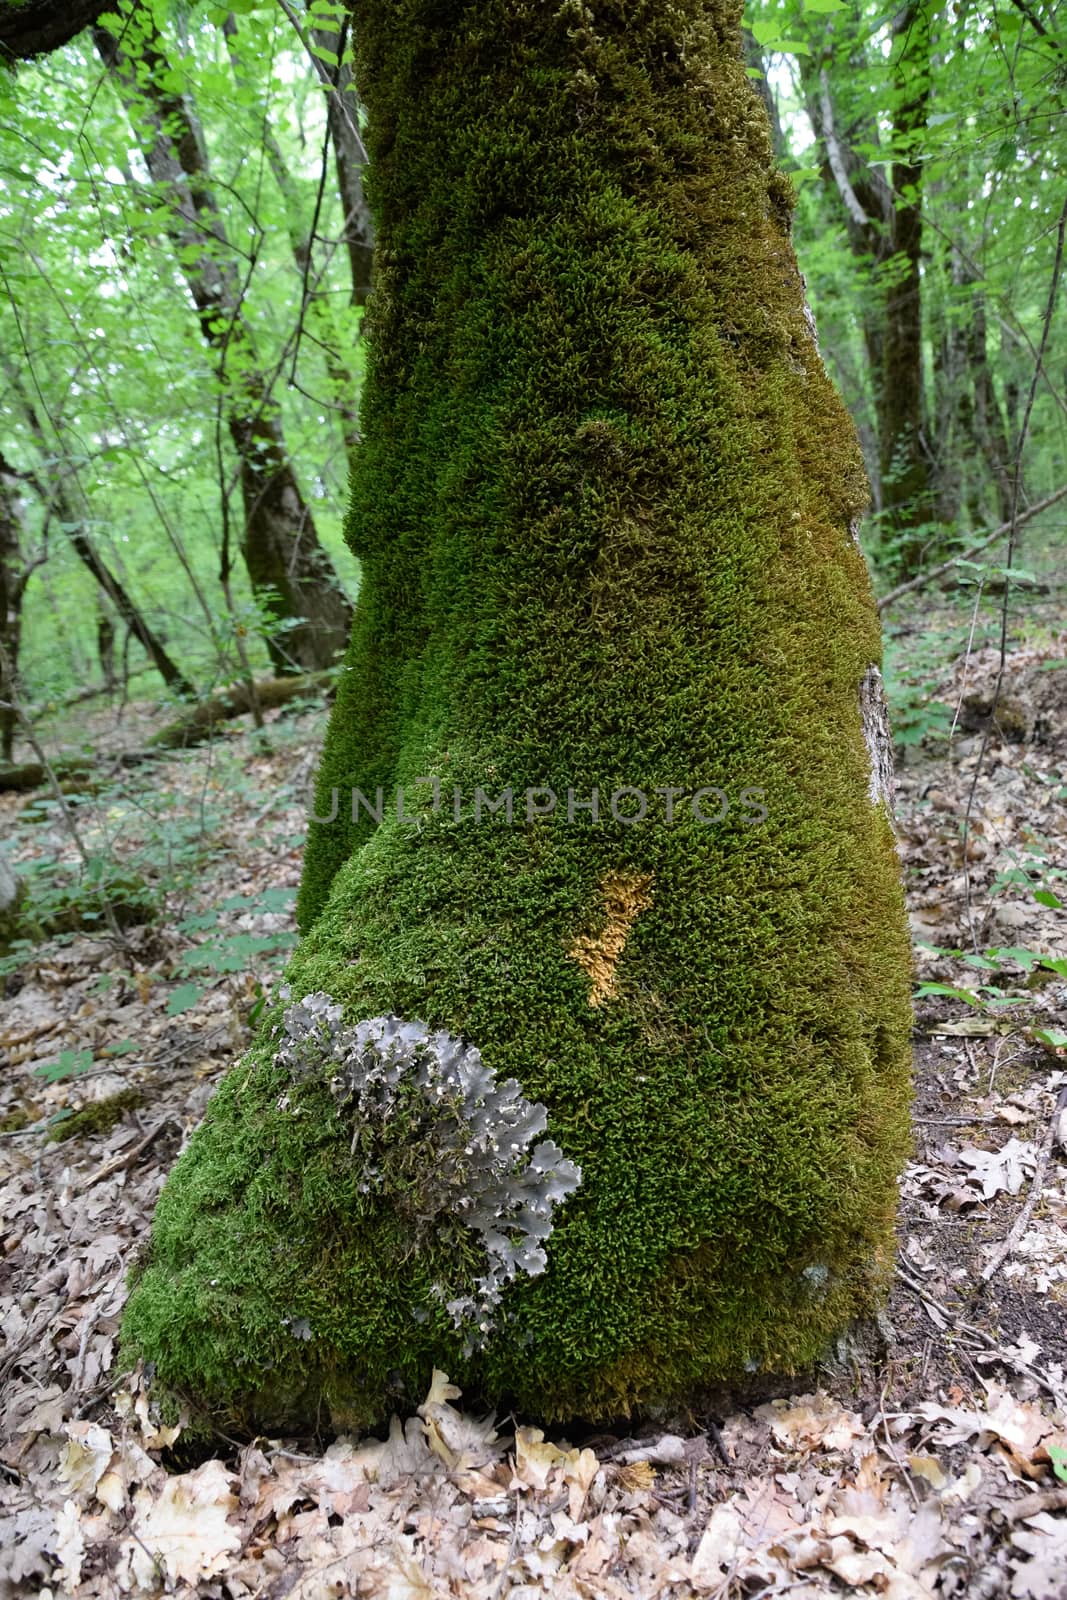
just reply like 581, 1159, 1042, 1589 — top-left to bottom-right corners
882, 651, 954, 747
35, 1046, 94, 1084
13, 855, 156, 941
175, 887, 297, 978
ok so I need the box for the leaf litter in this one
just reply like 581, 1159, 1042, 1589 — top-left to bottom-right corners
1, 642, 1066, 1597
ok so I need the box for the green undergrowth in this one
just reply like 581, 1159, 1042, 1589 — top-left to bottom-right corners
123, 0, 913, 1432
47, 1088, 144, 1144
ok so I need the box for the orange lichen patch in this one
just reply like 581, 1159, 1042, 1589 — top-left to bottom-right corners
569, 872, 654, 1007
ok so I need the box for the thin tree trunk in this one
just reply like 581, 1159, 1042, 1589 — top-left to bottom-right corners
879, 0, 933, 572
222, 13, 363, 456
4, 388, 196, 698
308, 16, 375, 309
968, 287, 1016, 524
93, 7, 352, 674
0, 461, 30, 761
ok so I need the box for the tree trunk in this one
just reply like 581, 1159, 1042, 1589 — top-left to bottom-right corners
93, 7, 352, 674
0, 0, 110, 58
879, 0, 933, 572
2, 391, 195, 698
968, 287, 1016, 525
222, 14, 364, 457
802, 23, 938, 573
0, 460, 29, 761
125, 0, 913, 1435
308, 16, 375, 308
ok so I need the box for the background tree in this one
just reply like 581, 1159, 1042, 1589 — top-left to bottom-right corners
122, 0, 913, 1432
753, 0, 1065, 580
0, 0, 364, 709
93, 1, 352, 673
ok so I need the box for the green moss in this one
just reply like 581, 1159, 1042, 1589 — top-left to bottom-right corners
123, 0, 912, 1432
48, 1088, 143, 1143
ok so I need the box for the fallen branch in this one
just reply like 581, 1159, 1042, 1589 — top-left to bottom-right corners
0, 671, 333, 792
877, 482, 1067, 613
146, 668, 333, 751
75, 1116, 180, 1194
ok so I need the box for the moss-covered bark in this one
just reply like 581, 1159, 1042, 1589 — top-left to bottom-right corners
122, 0, 912, 1433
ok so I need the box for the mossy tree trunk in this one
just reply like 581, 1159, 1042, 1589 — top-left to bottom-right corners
123, 0, 913, 1434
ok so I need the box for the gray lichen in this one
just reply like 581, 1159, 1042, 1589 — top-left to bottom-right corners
273, 992, 581, 1350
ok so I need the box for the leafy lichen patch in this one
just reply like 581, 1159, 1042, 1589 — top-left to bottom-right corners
274, 994, 581, 1351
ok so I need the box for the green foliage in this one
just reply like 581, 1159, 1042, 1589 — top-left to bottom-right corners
175, 887, 298, 977
124, 0, 912, 1434
10, 854, 156, 940
0, 3, 361, 701
35, 1046, 94, 1085
744, 0, 1065, 580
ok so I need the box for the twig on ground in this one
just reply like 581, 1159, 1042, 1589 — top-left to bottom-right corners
75, 1116, 179, 1193
981, 1118, 1055, 1283
876, 483, 1067, 613
895, 1262, 1064, 1404
1005, 1486, 1067, 1521
489, 1491, 524, 1600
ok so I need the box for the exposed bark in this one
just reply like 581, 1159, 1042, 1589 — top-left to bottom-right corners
0, 669, 333, 791
801, 60, 894, 508
803, 13, 937, 571
0, 0, 110, 59
742, 32, 785, 164
93, 6, 352, 673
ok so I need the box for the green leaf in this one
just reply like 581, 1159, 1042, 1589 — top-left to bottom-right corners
913, 983, 983, 1007
1049, 1444, 1067, 1484
1032, 1027, 1067, 1052
804, 0, 847, 9
167, 982, 205, 1016
35, 1047, 94, 1084
987, 946, 1043, 970
1034, 888, 1063, 909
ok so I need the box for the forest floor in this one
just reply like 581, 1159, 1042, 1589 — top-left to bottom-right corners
1, 616, 1066, 1598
